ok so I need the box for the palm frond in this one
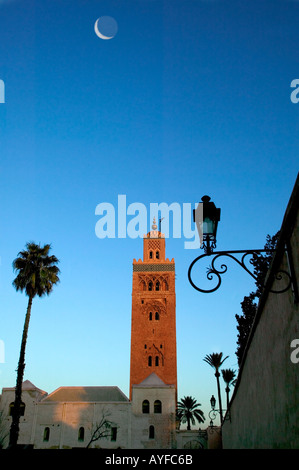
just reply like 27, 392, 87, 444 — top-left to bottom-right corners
221, 368, 236, 386
12, 242, 60, 298
203, 352, 229, 371
177, 396, 205, 429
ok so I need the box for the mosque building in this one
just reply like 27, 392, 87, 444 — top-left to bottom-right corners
0, 221, 205, 449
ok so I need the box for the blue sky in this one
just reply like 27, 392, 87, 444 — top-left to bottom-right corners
0, 0, 298, 425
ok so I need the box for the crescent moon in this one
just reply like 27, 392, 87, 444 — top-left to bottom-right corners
94, 18, 114, 40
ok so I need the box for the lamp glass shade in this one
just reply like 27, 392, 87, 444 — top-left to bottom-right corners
203, 217, 215, 237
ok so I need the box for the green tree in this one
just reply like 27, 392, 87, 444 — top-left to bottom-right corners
235, 232, 279, 366
177, 396, 205, 430
203, 352, 228, 424
9, 242, 60, 448
221, 368, 236, 410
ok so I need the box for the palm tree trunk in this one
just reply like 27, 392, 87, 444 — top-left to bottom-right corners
225, 386, 230, 411
187, 415, 191, 431
215, 371, 223, 424
9, 296, 33, 448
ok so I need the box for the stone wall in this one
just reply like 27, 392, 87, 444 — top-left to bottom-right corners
0, 381, 47, 448
222, 174, 299, 449
33, 401, 131, 449
131, 383, 176, 449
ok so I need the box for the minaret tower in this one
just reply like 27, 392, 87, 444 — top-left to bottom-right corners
129, 219, 177, 399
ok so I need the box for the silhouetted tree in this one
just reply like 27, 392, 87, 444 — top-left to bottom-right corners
203, 352, 228, 424
235, 232, 279, 366
86, 410, 116, 448
177, 396, 205, 430
235, 292, 257, 365
9, 243, 60, 448
251, 232, 281, 297
221, 368, 236, 410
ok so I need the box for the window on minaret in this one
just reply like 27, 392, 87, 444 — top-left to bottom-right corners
149, 312, 153, 321
149, 281, 153, 291
154, 400, 162, 414
143, 400, 150, 414
155, 312, 159, 320
142, 400, 150, 413
155, 281, 160, 291
155, 356, 159, 366
156, 251, 160, 259
148, 356, 152, 366
149, 251, 153, 259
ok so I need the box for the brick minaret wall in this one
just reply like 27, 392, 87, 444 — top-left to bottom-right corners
129, 223, 177, 399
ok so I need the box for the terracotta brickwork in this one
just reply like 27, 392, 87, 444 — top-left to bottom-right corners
129, 224, 177, 399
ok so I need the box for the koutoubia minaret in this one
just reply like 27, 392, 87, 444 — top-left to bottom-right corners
129, 218, 177, 399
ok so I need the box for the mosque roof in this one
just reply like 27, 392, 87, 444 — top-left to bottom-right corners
41, 386, 129, 403
3, 380, 47, 396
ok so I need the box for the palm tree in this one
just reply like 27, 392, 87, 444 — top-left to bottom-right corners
221, 368, 236, 411
177, 396, 205, 430
9, 242, 60, 448
203, 352, 228, 424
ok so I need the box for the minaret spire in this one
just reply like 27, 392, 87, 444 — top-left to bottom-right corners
152, 217, 157, 230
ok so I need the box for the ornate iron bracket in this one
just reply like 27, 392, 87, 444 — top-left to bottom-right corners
207, 408, 231, 434
188, 249, 295, 295
209, 408, 231, 426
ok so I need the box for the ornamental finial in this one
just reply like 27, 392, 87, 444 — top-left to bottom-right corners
152, 217, 157, 230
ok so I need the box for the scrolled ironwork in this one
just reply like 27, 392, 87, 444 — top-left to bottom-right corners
208, 409, 218, 422
188, 249, 293, 294
208, 407, 231, 432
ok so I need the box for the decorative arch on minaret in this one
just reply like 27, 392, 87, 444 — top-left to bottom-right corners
143, 342, 165, 368
141, 300, 167, 318
138, 274, 169, 292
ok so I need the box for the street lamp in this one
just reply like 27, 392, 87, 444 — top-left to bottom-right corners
188, 196, 297, 299
193, 196, 221, 255
208, 394, 230, 428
